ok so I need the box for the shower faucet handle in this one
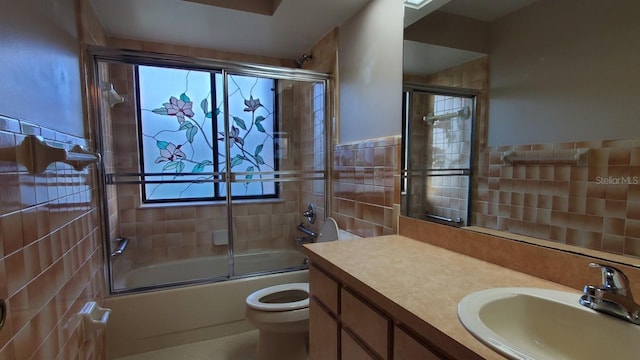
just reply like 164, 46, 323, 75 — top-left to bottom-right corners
303, 203, 316, 224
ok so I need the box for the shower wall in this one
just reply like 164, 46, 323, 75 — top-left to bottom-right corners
297, 29, 339, 232
297, 81, 327, 230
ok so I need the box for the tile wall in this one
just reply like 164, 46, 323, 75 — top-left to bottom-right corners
332, 136, 401, 237
0, 0, 108, 358
0, 117, 105, 359
296, 81, 328, 230
476, 139, 640, 258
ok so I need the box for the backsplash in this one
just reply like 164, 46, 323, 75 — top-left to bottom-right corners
399, 216, 640, 294
0, 116, 105, 359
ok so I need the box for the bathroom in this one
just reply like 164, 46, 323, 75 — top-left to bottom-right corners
1, 0, 640, 359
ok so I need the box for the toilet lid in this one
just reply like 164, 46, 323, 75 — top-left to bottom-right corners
246, 283, 309, 311
317, 218, 339, 242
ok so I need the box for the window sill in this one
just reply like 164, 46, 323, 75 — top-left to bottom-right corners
137, 198, 285, 210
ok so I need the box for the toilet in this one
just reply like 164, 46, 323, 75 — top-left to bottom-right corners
245, 218, 340, 360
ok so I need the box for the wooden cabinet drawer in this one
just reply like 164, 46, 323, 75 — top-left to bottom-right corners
341, 329, 376, 360
340, 288, 390, 359
309, 265, 339, 314
309, 299, 338, 360
393, 326, 445, 360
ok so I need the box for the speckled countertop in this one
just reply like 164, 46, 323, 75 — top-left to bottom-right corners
303, 235, 579, 359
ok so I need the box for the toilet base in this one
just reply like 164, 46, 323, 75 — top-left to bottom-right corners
256, 330, 308, 360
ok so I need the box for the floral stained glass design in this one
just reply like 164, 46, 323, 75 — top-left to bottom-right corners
137, 65, 277, 202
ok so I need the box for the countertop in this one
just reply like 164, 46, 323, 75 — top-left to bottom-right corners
303, 234, 579, 359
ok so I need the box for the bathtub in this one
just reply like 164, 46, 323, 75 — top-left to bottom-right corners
105, 250, 309, 359
121, 249, 307, 289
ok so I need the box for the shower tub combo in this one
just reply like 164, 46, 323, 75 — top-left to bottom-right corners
117, 249, 307, 288
105, 249, 309, 358
91, 47, 333, 358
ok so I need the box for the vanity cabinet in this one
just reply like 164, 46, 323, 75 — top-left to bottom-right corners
309, 299, 338, 360
394, 326, 443, 360
341, 288, 390, 358
341, 329, 377, 359
308, 264, 451, 360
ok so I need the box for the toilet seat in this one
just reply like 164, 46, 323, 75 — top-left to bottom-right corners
246, 282, 309, 311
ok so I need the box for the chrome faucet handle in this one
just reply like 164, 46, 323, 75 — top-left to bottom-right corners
581, 262, 640, 325
588, 262, 631, 296
302, 203, 316, 224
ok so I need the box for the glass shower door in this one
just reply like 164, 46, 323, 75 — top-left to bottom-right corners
228, 76, 327, 277
96, 59, 231, 292
92, 49, 330, 293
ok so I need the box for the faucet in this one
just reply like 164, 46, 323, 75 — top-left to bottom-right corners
295, 223, 317, 245
303, 203, 316, 224
579, 262, 640, 325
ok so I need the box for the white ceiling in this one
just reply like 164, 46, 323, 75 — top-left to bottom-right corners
90, 0, 539, 74
89, 0, 371, 60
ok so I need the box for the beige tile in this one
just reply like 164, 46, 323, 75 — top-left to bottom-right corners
12, 322, 35, 360
605, 183, 628, 201
625, 219, 640, 239
602, 233, 625, 254
604, 217, 626, 236
605, 199, 627, 218
608, 147, 631, 165
624, 237, 640, 258
585, 198, 605, 216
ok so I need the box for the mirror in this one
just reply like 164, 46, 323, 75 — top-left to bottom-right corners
402, 0, 640, 265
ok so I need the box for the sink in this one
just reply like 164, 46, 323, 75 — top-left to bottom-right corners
457, 287, 640, 360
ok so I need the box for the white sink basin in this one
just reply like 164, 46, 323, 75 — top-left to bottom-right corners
457, 287, 640, 360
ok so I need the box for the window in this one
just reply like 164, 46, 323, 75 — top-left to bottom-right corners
136, 65, 278, 202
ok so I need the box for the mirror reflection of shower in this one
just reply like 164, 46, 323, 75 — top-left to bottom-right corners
402, 87, 475, 227
422, 105, 470, 126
